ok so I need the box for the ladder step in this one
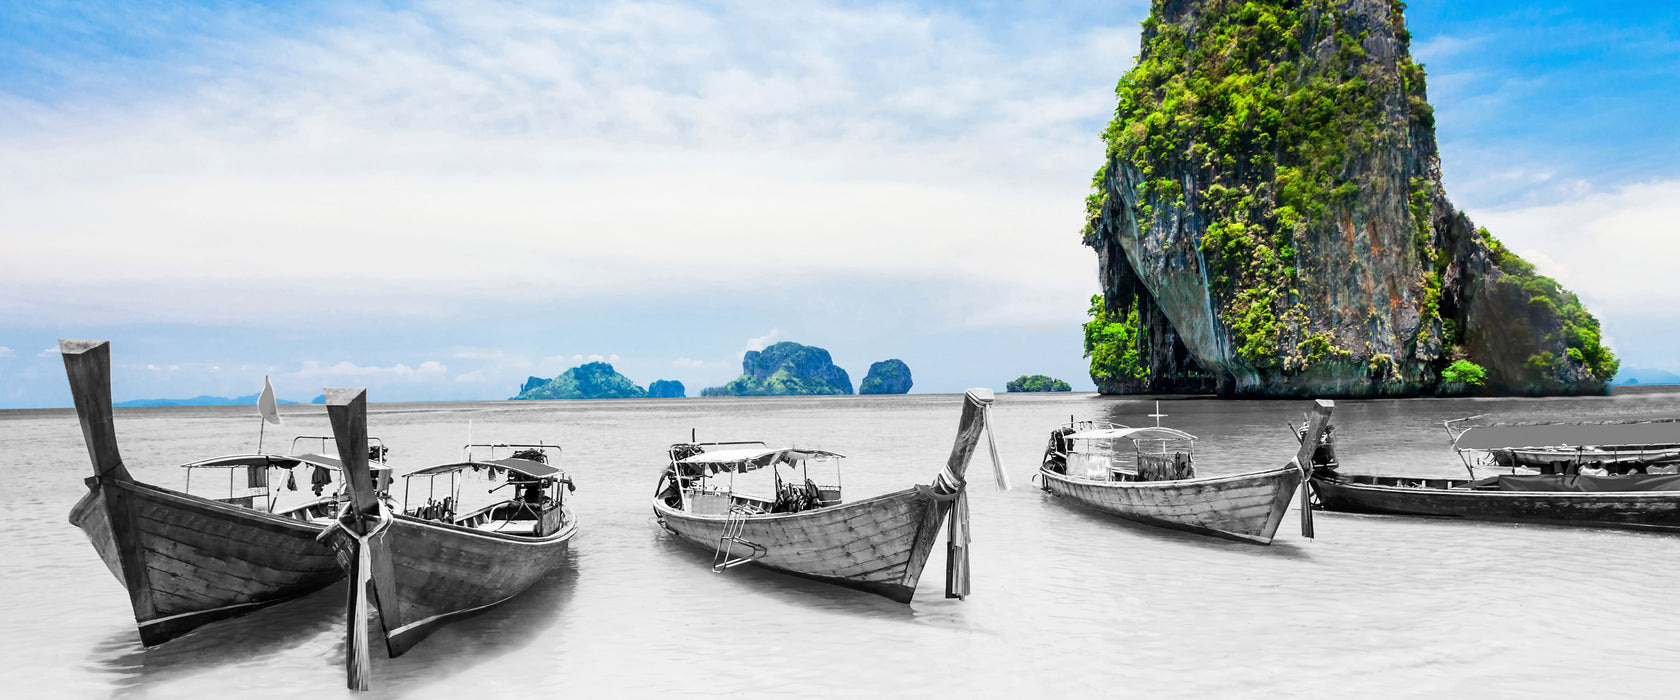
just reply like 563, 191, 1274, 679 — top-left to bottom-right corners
712, 508, 768, 572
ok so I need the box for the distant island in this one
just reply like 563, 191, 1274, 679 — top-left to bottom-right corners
115, 393, 302, 408
647, 379, 686, 398
510, 362, 691, 400
702, 341, 852, 396
1007, 375, 1071, 393
1615, 368, 1680, 386
859, 359, 912, 394
512, 362, 647, 399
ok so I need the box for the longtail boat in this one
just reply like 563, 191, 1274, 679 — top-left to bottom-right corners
1308, 416, 1680, 532
319, 388, 579, 691
651, 388, 1005, 603
60, 339, 357, 646
1036, 400, 1333, 544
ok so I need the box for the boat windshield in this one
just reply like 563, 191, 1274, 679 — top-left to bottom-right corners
665, 442, 844, 515
1064, 427, 1196, 481
400, 443, 572, 534
1451, 420, 1680, 477
180, 436, 392, 519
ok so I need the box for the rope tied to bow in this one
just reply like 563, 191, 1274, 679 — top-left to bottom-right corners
321, 501, 393, 691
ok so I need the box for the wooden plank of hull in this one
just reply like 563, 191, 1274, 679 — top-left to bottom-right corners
67, 478, 342, 645
321, 514, 578, 657
652, 488, 949, 603
1038, 466, 1303, 544
1310, 474, 1680, 532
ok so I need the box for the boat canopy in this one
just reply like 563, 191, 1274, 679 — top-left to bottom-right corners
406, 457, 561, 480
1068, 427, 1197, 443
1455, 420, 1680, 450
181, 453, 390, 472
676, 447, 844, 474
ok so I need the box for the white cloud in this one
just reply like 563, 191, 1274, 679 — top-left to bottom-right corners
293, 359, 450, 380
672, 357, 707, 368
453, 349, 533, 369
0, 346, 12, 358
454, 371, 487, 383
0, 0, 1123, 329
1470, 179, 1680, 319
741, 329, 780, 359
1470, 178, 1680, 369
1411, 34, 1487, 63
37, 347, 59, 357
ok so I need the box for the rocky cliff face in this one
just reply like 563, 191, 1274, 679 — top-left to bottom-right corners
701, 342, 854, 396
1082, 0, 1616, 397
512, 362, 648, 399
859, 359, 913, 394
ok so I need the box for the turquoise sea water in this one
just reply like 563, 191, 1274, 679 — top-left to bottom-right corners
3, 389, 1678, 697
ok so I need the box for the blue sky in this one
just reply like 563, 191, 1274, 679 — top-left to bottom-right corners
1, 0, 1677, 408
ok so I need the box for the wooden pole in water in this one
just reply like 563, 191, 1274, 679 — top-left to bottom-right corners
326, 388, 379, 691
1294, 399, 1334, 539
940, 388, 993, 599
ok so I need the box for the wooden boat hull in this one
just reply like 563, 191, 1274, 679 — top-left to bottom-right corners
68, 477, 343, 646
320, 512, 578, 657
652, 487, 951, 603
1310, 472, 1680, 532
1037, 465, 1303, 544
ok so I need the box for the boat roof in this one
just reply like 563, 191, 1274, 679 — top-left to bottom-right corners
405, 457, 561, 479
181, 453, 391, 472
1456, 420, 1680, 450
677, 447, 845, 470
1067, 427, 1197, 442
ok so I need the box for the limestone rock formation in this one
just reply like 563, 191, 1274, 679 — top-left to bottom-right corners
859, 359, 913, 395
701, 342, 853, 396
512, 362, 648, 400
1081, 0, 1616, 397
647, 379, 686, 398
1007, 375, 1072, 392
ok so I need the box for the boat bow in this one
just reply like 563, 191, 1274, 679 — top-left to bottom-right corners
929, 387, 1002, 599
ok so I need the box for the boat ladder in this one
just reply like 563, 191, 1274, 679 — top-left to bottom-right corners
712, 506, 767, 572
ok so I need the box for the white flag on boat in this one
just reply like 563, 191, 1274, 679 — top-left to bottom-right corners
258, 375, 282, 425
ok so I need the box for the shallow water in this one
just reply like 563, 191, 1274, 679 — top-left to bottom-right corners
3, 389, 1678, 697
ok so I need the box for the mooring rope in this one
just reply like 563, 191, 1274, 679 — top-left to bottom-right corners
320, 500, 393, 691
983, 402, 1009, 491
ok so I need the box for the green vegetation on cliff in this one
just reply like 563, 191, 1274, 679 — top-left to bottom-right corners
1081, 0, 1615, 396
1441, 359, 1486, 387
1088, 0, 1418, 369
512, 362, 647, 400
1083, 294, 1149, 383
1481, 232, 1618, 382
1007, 375, 1072, 392
701, 342, 853, 397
